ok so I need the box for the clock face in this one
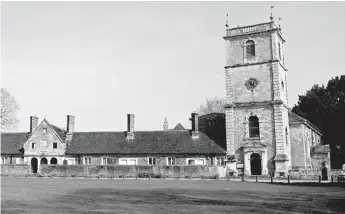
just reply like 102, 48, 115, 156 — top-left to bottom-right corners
245, 78, 259, 91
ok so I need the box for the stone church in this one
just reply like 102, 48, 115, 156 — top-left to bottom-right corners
222, 17, 330, 176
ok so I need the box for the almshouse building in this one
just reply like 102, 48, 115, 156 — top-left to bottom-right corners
0, 113, 227, 173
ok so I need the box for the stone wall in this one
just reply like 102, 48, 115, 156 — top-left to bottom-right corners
1, 164, 31, 176
288, 169, 320, 180
39, 165, 223, 178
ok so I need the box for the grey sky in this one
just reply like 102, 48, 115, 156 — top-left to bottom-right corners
2, 1, 345, 132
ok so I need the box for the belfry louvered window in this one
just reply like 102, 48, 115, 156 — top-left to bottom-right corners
246, 40, 255, 57
249, 116, 260, 137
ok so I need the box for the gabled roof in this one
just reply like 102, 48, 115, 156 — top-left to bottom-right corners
50, 124, 66, 141
173, 123, 185, 130
288, 111, 322, 136
66, 130, 226, 155
0, 132, 28, 155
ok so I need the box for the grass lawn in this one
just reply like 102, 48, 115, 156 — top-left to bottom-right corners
1, 177, 345, 214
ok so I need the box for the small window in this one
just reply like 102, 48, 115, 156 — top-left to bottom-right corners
188, 159, 195, 165
167, 157, 176, 166
249, 116, 260, 138
53, 142, 57, 149
84, 157, 91, 165
246, 40, 255, 57
32, 143, 36, 149
216, 157, 225, 166
285, 128, 289, 145
148, 157, 157, 165
278, 43, 282, 60
102, 157, 107, 165
43, 128, 47, 134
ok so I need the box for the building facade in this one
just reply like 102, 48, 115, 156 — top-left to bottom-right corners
223, 18, 330, 176
0, 113, 227, 173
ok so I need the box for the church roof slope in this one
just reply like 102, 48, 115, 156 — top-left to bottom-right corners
288, 111, 322, 136
0, 132, 29, 155
65, 130, 226, 155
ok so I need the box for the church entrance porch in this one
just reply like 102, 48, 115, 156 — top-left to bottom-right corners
250, 153, 262, 175
31, 158, 38, 173
241, 141, 268, 176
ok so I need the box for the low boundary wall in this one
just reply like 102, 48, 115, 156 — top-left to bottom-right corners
39, 165, 224, 179
1, 164, 31, 176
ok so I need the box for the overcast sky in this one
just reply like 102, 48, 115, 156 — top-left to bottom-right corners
2, 1, 345, 132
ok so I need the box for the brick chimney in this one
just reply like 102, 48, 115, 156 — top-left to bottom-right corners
191, 112, 199, 139
126, 114, 135, 140
66, 115, 75, 141
30, 116, 38, 134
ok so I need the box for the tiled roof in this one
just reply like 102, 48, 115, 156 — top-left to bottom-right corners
173, 123, 185, 130
50, 124, 66, 141
0, 132, 28, 155
66, 130, 226, 155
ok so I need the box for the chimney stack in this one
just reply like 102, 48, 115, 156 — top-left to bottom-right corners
191, 112, 199, 139
66, 115, 75, 142
67, 115, 75, 133
163, 118, 168, 130
126, 114, 135, 140
30, 116, 38, 133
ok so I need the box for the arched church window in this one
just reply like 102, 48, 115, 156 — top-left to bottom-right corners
278, 43, 282, 60
285, 127, 288, 144
249, 116, 260, 137
246, 40, 255, 57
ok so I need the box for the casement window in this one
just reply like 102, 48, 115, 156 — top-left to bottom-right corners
32, 143, 36, 149
249, 116, 260, 138
119, 158, 137, 165
53, 142, 57, 149
84, 157, 91, 165
246, 40, 255, 57
216, 157, 225, 166
186, 158, 205, 166
102, 157, 108, 165
167, 157, 176, 166
43, 128, 47, 134
148, 157, 157, 165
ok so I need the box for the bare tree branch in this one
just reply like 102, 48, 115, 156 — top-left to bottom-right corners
1, 88, 20, 132
197, 97, 226, 115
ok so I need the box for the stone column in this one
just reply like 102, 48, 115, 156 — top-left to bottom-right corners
244, 152, 251, 175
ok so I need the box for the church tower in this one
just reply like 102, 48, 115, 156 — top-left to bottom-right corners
224, 16, 291, 176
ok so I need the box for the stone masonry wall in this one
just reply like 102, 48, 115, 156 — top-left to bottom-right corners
225, 31, 272, 66
226, 64, 273, 104
289, 123, 307, 169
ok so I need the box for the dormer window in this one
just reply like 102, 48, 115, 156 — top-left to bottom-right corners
246, 40, 255, 57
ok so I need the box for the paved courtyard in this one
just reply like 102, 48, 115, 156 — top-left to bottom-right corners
1, 177, 345, 213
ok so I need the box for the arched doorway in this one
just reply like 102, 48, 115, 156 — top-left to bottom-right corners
40, 158, 48, 165
250, 153, 262, 175
50, 158, 58, 165
31, 158, 38, 173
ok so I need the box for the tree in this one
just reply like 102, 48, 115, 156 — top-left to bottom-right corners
1, 88, 20, 132
197, 97, 226, 116
292, 75, 345, 169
